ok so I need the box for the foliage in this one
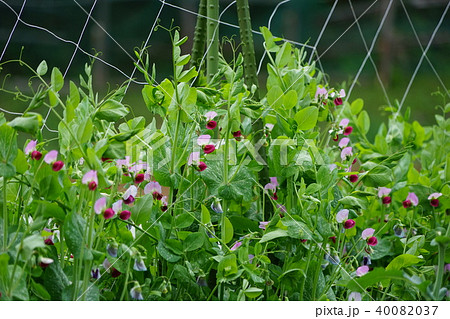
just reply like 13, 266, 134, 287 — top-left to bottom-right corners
0, 26, 449, 301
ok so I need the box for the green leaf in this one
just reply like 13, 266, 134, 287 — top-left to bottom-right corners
259, 228, 289, 243
51, 67, 64, 92
13, 149, 27, 174
77, 117, 93, 144
386, 254, 422, 271
201, 204, 211, 225
48, 89, 59, 107
363, 165, 392, 187
260, 27, 279, 52
275, 41, 291, 68
357, 110, 370, 135
96, 100, 129, 122
64, 212, 88, 259
157, 241, 181, 263
295, 106, 319, 131
346, 268, 406, 293
412, 121, 425, 147
223, 216, 233, 244
283, 90, 298, 110
175, 212, 194, 229
178, 67, 198, 83
103, 141, 126, 159
39, 175, 62, 201
350, 98, 364, 115
267, 86, 283, 109
217, 254, 238, 281
183, 232, 205, 252
131, 194, 153, 225
176, 54, 191, 66
31, 280, 51, 300
338, 196, 367, 210
174, 35, 188, 47
8, 114, 41, 134
0, 124, 18, 178
17, 234, 45, 261
37, 60, 48, 76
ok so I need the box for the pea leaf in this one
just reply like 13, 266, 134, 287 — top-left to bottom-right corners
295, 106, 318, 131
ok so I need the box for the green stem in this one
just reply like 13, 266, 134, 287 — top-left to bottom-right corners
2, 177, 7, 252
433, 244, 445, 300
236, 0, 259, 95
206, 0, 219, 83
191, 0, 207, 72
120, 256, 132, 301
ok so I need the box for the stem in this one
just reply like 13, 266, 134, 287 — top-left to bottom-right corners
191, 0, 207, 72
433, 244, 445, 299
2, 177, 7, 251
120, 256, 132, 301
206, 0, 219, 83
236, 0, 259, 95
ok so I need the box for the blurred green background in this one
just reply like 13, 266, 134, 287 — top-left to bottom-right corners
1, 0, 449, 142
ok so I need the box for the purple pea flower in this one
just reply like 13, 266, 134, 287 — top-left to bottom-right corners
428, 192, 442, 207
123, 185, 137, 204
230, 241, 242, 251
356, 265, 369, 277
82, 170, 98, 191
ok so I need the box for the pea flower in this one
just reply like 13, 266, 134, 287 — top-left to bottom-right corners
188, 151, 207, 171
197, 135, 215, 154
344, 219, 356, 229
403, 192, 418, 208
116, 156, 131, 169
349, 174, 358, 183
336, 209, 348, 223
94, 197, 115, 219
161, 196, 168, 212
230, 241, 242, 251
204, 111, 218, 130
367, 236, 378, 246
393, 224, 407, 238
44, 150, 64, 171
123, 185, 137, 205
25, 140, 42, 160
338, 137, 350, 148
119, 210, 131, 221
315, 86, 328, 100
134, 173, 145, 184
348, 292, 362, 301
211, 198, 223, 213
144, 181, 163, 200
259, 221, 269, 230
363, 256, 371, 266
133, 258, 147, 271
361, 228, 378, 246
332, 89, 346, 106
336, 212, 355, 229
39, 256, 54, 268
338, 119, 353, 136
82, 170, 98, 191
265, 123, 274, 132
356, 265, 369, 277
106, 243, 118, 258
428, 193, 442, 207
264, 177, 279, 200
233, 131, 242, 141
130, 284, 144, 300
343, 126, 353, 136
377, 187, 392, 205
112, 200, 123, 213
340, 147, 353, 161
91, 268, 101, 280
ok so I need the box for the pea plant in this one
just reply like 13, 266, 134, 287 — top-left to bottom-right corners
0, 24, 448, 301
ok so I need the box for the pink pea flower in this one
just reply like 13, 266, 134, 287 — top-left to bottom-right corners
25, 140, 37, 154
403, 192, 418, 208
361, 228, 375, 240
264, 177, 279, 200
277, 204, 287, 214
230, 241, 242, 251
94, 197, 115, 219
188, 151, 200, 166
135, 173, 145, 184
338, 137, 350, 148
428, 193, 442, 207
198, 162, 207, 171
315, 86, 328, 99
119, 210, 131, 221
348, 292, 361, 301
44, 150, 64, 171
339, 119, 350, 128
233, 131, 242, 141
205, 111, 218, 130
343, 126, 353, 136
25, 140, 42, 160
161, 196, 168, 212
356, 265, 369, 277
259, 221, 269, 230
197, 134, 211, 146
123, 185, 137, 205
344, 219, 356, 229
265, 123, 274, 132
349, 174, 358, 183
112, 200, 123, 214
367, 236, 378, 246
82, 170, 98, 191
203, 144, 215, 154
144, 181, 163, 200
378, 187, 392, 205
336, 209, 349, 223
341, 147, 353, 161
116, 156, 131, 169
